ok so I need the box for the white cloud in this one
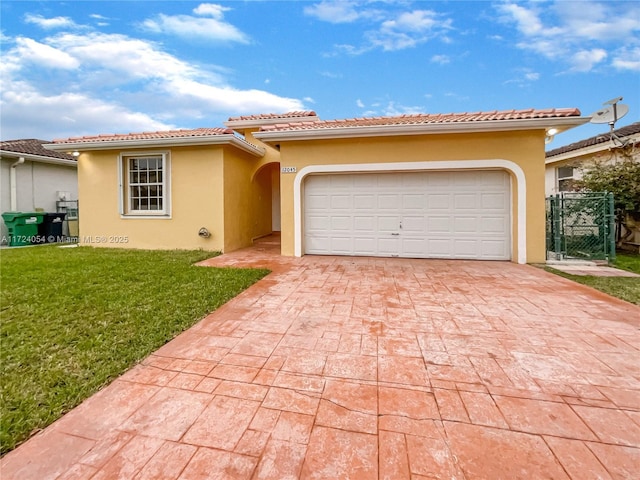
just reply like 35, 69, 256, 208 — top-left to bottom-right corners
503, 68, 541, 86
383, 101, 425, 116
141, 3, 249, 43
359, 100, 425, 117
431, 54, 450, 65
304, 96, 316, 104
612, 46, 640, 71
0, 30, 305, 139
24, 14, 77, 30
167, 78, 302, 113
307, 3, 453, 53
1, 81, 173, 139
193, 3, 230, 19
496, 1, 640, 72
368, 10, 453, 51
89, 13, 109, 26
49, 32, 202, 83
569, 48, 607, 72
304, 1, 364, 24
497, 3, 544, 36
14, 37, 80, 69
383, 10, 440, 32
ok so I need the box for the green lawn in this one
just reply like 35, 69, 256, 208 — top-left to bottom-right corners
0, 246, 269, 454
545, 252, 640, 305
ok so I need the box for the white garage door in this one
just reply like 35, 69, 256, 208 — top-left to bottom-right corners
304, 170, 511, 260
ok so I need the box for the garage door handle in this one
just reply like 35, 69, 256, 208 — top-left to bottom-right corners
391, 233, 399, 236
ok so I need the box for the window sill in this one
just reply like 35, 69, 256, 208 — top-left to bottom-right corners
120, 213, 171, 220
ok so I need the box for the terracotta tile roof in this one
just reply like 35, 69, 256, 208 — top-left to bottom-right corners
51, 127, 235, 144
227, 111, 317, 122
546, 121, 640, 158
259, 108, 581, 132
0, 138, 76, 161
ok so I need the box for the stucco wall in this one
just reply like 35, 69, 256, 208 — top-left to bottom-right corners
222, 147, 273, 252
0, 158, 77, 243
274, 130, 546, 263
77, 147, 225, 251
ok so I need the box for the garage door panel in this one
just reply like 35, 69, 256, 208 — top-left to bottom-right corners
377, 237, 399, 255
330, 237, 352, 253
453, 239, 480, 257
402, 237, 427, 255
331, 216, 351, 231
401, 173, 426, 187
454, 193, 478, 209
426, 172, 451, 187
427, 194, 451, 209
304, 171, 510, 260
306, 215, 330, 231
453, 216, 479, 233
354, 194, 375, 210
402, 216, 425, 233
403, 194, 424, 209
353, 175, 377, 188
305, 175, 330, 191
427, 239, 452, 257
452, 172, 477, 186
306, 235, 331, 253
480, 239, 509, 258
330, 195, 350, 209
480, 171, 509, 187
378, 216, 401, 232
353, 237, 376, 255
427, 216, 452, 233
378, 194, 401, 209
354, 216, 375, 231
329, 175, 353, 189
481, 192, 508, 209
481, 216, 508, 234
378, 175, 401, 188
306, 194, 329, 209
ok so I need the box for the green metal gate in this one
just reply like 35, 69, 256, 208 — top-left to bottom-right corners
546, 192, 616, 262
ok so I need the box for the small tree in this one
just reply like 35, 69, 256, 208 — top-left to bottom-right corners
576, 144, 640, 245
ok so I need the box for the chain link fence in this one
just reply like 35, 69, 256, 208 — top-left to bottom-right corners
546, 192, 616, 262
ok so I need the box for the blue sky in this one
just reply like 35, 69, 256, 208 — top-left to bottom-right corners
1, 1, 638, 148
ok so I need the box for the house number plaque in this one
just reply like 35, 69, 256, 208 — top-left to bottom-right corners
281, 167, 297, 173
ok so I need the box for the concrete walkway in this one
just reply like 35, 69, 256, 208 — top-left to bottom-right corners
2, 238, 639, 479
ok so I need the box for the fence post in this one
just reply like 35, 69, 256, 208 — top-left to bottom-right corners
552, 194, 562, 260
607, 192, 616, 263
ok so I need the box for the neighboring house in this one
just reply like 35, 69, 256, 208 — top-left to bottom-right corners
545, 121, 640, 246
545, 121, 640, 196
45, 108, 587, 264
0, 139, 78, 243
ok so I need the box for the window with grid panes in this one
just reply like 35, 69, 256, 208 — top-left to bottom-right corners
120, 153, 170, 216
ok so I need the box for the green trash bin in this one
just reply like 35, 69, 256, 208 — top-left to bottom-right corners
2, 212, 45, 246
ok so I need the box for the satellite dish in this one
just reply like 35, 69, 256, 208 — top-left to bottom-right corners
589, 97, 629, 125
590, 104, 629, 124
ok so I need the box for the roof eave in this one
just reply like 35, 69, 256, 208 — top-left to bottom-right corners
253, 116, 590, 143
44, 135, 265, 157
0, 149, 77, 167
545, 132, 640, 165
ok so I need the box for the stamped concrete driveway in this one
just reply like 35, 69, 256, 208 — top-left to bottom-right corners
2, 240, 639, 479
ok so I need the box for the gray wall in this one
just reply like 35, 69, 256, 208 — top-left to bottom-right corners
0, 158, 78, 243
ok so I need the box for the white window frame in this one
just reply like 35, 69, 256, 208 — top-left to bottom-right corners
118, 151, 171, 218
557, 165, 575, 193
